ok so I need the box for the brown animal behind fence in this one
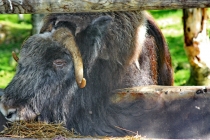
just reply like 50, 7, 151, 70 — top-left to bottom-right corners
0, 11, 174, 138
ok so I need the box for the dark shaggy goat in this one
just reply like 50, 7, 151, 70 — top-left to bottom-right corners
0, 11, 173, 137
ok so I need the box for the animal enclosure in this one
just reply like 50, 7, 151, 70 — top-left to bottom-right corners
0, 0, 210, 139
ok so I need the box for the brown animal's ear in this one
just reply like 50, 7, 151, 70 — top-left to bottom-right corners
72, 16, 112, 74
84, 16, 112, 38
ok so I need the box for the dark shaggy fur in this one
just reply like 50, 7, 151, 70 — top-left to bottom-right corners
0, 11, 173, 137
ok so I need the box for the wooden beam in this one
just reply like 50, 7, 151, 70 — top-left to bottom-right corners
0, 0, 210, 14
110, 85, 210, 138
1, 86, 210, 138
111, 85, 210, 104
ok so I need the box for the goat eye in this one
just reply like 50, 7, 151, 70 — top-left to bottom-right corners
53, 59, 66, 69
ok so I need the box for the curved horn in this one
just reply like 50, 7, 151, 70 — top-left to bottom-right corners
12, 51, 19, 62
52, 27, 86, 88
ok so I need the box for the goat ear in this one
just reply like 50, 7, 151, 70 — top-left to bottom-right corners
84, 16, 112, 38
74, 16, 112, 69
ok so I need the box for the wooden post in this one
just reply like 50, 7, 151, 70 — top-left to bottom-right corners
0, 0, 210, 14
183, 8, 210, 85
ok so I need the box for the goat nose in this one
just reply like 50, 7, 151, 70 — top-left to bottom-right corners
0, 103, 22, 121
6, 108, 17, 119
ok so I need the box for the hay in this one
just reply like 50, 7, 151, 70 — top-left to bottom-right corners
0, 121, 147, 139
0, 121, 81, 139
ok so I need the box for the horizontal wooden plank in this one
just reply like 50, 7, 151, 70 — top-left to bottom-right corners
110, 85, 210, 138
0, 0, 210, 14
1, 86, 210, 138
111, 85, 210, 104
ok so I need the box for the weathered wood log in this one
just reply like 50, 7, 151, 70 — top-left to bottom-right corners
110, 85, 210, 138
111, 85, 210, 104
0, 0, 210, 14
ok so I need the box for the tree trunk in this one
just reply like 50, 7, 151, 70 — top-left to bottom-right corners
183, 8, 210, 85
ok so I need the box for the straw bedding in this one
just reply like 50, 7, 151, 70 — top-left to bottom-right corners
0, 121, 146, 139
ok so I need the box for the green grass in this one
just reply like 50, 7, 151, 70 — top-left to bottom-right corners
0, 14, 32, 88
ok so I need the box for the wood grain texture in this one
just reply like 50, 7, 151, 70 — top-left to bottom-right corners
0, 0, 210, 14
111, 85, 210, 104
110, 85, 210, 138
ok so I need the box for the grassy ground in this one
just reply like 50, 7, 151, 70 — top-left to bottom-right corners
0, 14, 32, 88
0, 10, 207, 88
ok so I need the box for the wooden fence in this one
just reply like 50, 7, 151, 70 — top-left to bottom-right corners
0, 0, 210, 14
